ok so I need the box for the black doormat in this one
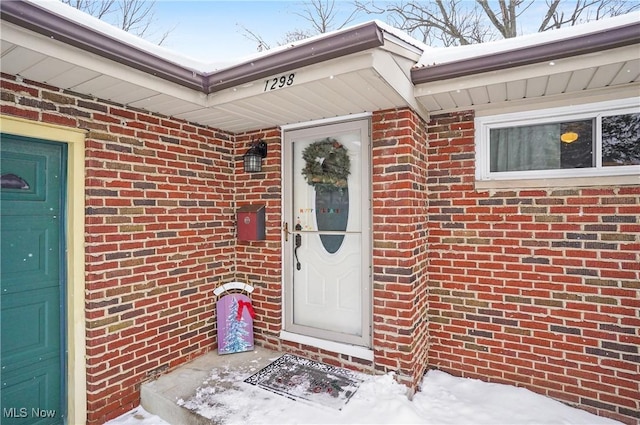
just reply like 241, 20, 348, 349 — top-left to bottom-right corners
244, 353, 363, 410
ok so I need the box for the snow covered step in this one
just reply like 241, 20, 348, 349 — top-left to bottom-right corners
140, 347, 281, 425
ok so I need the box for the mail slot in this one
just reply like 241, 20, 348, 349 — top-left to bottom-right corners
237, 204, 266, 241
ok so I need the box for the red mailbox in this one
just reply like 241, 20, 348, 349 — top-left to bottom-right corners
237, 204, 266, 241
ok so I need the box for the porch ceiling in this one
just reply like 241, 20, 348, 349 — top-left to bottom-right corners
1, 20, 416, 134
414, 44, 640, 113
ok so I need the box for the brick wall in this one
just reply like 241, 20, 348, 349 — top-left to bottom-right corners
1, 74, 237, 424
234, 130, 283, 347
426, 110, 640, 425
371, 108, 429, 389
4, 71, 637, 424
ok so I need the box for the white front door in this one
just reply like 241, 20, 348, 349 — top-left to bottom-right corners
283, 118, 371, 347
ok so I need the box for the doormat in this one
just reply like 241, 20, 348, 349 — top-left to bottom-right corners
244, 353, 363, 410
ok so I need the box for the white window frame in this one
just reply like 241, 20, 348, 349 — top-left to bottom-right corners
475, 98, 640, 182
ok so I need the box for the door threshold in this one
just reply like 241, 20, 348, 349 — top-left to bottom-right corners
279, 331, 374, 361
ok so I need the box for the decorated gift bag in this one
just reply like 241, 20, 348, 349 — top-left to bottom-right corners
214, 282, 255, 355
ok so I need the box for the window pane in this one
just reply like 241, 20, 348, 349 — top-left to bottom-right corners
560, 120, 593, 169
490, 119, 593, 172
602, 113, 640, 166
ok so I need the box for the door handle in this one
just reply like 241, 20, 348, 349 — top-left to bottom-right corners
294, 223, 302, 270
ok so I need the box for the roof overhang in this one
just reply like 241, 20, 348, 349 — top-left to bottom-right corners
412, 20, 640, 84
1, 0, 426, 133
413, 18, 640, 114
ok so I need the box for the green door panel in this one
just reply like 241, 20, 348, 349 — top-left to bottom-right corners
1, 139, 62, 214
1, 134, 66, 425
1, 216, 60, 293
1, 287, 61, 370
1, 358, 61, 425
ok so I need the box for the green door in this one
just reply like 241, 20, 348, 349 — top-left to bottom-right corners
1, 134, 66, 425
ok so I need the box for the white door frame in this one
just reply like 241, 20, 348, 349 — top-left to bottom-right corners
281, 114, 372, 350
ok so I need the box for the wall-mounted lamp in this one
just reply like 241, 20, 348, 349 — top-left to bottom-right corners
243, 140, 268, 173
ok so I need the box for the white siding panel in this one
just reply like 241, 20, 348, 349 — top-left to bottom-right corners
588, 63, 624, 89
81, 81, 156, 104
1, 47, 45, 75
417, 95, 443, 112
348, 70, 399, 109
487, 83, 507, 103
243, 94, 310, 122
70, 74, 123, 96
149, 99, 203, 117
525, 76, 548, 98
449, 88, 473, 108
545, 72, 571, 95
506, 80, 526, 100
565, 68, 596, 92
178, 108, 248, 131
316, 77, 373, 112
276, 87, 336, 117
1, 40, 16, 55
609, 59, 640, 86
46, 66, 100, 89
468, 86, 490, 106
432, 92, 456, 110
18, 57, 75, 84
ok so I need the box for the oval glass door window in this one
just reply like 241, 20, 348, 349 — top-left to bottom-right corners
315, 188, 349, 253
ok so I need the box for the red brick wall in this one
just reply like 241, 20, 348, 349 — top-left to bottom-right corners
4, 72, 637, 424
371, 108, 429, 389
1, 74, 236, 424
234, 130, 283, 346
83, 112, 236, 424
426, 110, 640, 424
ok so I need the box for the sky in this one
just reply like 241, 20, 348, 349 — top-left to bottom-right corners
150, 1, 384, 62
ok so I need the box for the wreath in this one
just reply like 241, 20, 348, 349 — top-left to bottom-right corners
301, 138, 350, 192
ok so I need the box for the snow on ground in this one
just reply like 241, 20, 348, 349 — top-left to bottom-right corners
107, 369, 620, 425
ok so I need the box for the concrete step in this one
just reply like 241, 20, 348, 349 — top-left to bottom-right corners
140, 347, 281, 425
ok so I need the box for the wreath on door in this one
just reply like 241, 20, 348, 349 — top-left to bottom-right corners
301, 138, 350, 192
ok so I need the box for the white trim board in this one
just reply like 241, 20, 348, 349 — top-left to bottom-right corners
279, 331, 374, 361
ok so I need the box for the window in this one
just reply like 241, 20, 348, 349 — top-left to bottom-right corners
476, 99, 640, 181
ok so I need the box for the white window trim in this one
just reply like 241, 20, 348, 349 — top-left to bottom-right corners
475, 98, 640, 183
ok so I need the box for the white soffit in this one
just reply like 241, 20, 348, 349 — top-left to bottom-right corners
1, 20, 417, 133
414, 45, 640, 113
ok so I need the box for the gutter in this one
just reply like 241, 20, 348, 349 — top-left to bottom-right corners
0, 0, 206, 91
412, 21, 640, 84
205, 22, 384, 92
0, 1, 385, 94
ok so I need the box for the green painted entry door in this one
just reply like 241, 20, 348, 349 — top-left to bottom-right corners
1, 134, 66, 425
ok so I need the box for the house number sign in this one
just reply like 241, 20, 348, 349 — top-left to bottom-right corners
264, 73, 295, 91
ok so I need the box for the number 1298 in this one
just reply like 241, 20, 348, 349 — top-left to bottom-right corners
264, 73, 295, 91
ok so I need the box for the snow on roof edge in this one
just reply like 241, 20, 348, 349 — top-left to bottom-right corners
417, 11, 640, 67
24, 1, 638, 76
25, 1, 425, 74
27, 0, 232, 73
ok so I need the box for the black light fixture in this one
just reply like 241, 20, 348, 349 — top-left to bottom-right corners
243, 139, 268, 173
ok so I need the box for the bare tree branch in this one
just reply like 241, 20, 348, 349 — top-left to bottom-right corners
240, 0, 361, 52
62, 0, 173, 45
237, 24, 272, 51
357, 0, 639, 46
